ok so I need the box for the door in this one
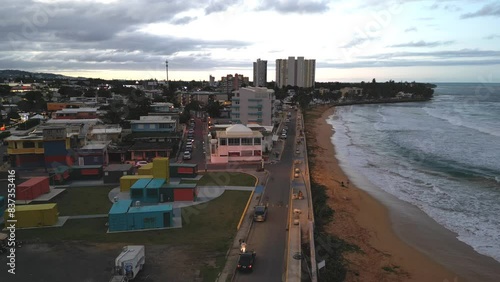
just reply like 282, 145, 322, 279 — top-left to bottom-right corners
163, 212, 171, 227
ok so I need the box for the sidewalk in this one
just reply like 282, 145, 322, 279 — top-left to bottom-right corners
286, 109, 316, 282
216, 170, 269, 282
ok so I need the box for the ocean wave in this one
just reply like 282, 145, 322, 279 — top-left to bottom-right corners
423, 107, 500, 138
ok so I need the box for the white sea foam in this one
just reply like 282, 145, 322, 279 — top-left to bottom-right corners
328, 100, 500, 263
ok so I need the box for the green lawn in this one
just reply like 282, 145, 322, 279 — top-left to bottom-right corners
49, 185, 116, 216
18, 190, 250, 249
182, 172, 256, 187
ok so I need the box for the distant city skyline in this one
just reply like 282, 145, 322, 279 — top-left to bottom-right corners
1, 0, 499, 82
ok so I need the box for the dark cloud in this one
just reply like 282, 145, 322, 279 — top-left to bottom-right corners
256, 0, 329, 14
461, 2, 500, 19
171, 16, 198, 25
0, 0, 250, 73
404, 27, 417, 32
388, 40, 454, 48
484, 34, 500, 40
205, 0, 242, 15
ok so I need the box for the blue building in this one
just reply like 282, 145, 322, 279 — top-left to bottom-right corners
130, 178, 152, 203
108, 199, 173, 232
130, 116, 178, 133
108, 200, 133, 232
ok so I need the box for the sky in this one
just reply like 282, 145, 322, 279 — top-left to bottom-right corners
1, 0, 499, 83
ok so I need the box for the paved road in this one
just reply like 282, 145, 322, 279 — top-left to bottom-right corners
235, 110, 298, 282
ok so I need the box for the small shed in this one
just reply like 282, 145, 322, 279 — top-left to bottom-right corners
6, 203, 59, 228
130, 178, 152, 202
108, 199, 133, 232
16, 177, 50, 200
103, 164, 134, 184
169, 163, 198, 178
138, 163, 153, 175
145, 178, 165, 203
70, 165, 103, 179
119, 175, 153, 192
127, 204, 173, 230
161, 183, 197, 202
153, 157, 169, 180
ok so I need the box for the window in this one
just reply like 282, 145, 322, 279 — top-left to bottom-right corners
254, 138, 261, 145
37, 142, 43, 148
254, 150, 262, 156
23, 141, 35, 148
228, 138, 240, 146
228, 151, 240, 157
159, 123, 171, 129
138, 124, 144, 129
235, 101, 240, 105
220, 138, 227, 145
241, 150, 253, 156
241, 138, 253, 145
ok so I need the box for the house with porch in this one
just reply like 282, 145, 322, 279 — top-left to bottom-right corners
209, 124, 263, 164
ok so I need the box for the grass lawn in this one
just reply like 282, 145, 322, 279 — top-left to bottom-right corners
49, 185, 116, 216
181, 172, 256, 187
18, 190, 250, 248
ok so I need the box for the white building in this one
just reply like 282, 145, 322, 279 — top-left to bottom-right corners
253, 58, 267, 87
276, 57, 316, 88
209, 124, 264, 164
231, 87, 275, 126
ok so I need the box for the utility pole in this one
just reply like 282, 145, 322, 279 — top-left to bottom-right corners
165, 60, 169, 90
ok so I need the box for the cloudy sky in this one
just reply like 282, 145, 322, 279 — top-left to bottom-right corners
1, 0, 499, 82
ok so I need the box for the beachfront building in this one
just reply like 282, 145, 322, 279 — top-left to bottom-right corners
209, 124, 264, 164
253, 58, 267, 87
231, 87, 276, 126
276, 57, 316, 88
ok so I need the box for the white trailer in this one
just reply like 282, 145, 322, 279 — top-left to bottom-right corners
111, 245, 145, 281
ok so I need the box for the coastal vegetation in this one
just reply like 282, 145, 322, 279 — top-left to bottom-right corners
274, 80, 436, 109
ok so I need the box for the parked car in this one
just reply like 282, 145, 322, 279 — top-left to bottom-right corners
237, 251, 256, 272
253, 205, 268, 222
294, 168, 300, 178
188, 129, 194, 134
281, 133, 287, 139
135, 161, 148, 168
186, 144, 193, 151
183, 151, 192, 160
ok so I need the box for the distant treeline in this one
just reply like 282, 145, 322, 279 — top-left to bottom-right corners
315, 79, 436, 99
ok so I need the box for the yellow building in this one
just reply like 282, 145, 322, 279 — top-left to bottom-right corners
6, 203, 59, 228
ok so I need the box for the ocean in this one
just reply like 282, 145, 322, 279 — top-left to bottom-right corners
327, 83, 500, 263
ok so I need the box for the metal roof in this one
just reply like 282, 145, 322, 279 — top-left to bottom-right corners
109, 200, 132, 214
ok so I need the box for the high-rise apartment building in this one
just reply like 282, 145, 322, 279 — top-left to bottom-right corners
253, 58, 267, 87
275, 57, 315, 88
231, 87, 275, 126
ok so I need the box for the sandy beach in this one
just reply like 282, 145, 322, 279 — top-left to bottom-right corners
305, 105, 459, 281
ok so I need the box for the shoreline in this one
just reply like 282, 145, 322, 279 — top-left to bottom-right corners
306, 105, 458, 281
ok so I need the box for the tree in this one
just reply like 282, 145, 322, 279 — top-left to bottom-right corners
205, 100, 222, 118
125, 89, 151, 120
0, 85, 12, 96
103, 101, 127, 124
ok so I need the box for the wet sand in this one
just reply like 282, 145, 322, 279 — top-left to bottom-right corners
305, 105, 500, 282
